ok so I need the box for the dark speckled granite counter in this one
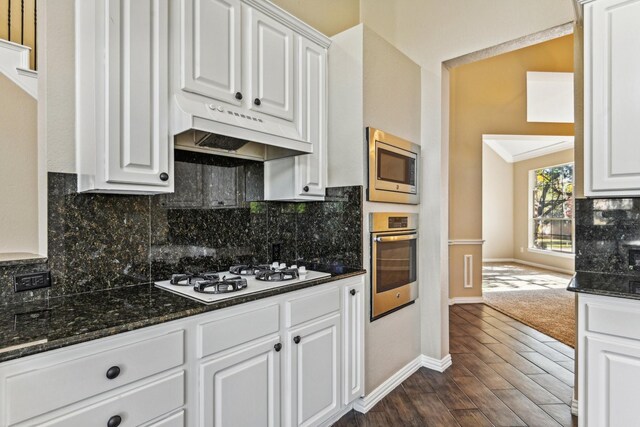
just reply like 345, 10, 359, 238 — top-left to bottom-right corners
567, 271, 640, 300
0, 267, 365, 364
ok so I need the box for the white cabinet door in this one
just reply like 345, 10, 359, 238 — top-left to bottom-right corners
584, 0, 640, 196
181, 0, 242, 105
245, 5, 295, 122
105, 0, 171, 188
585, 336, 640, 427
296, 38, 327, 197
286, 313, 341, 427
199, 336, 281, 427
342, 281, 364, 405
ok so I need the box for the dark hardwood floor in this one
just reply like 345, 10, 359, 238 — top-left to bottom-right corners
333, 303, 577, 427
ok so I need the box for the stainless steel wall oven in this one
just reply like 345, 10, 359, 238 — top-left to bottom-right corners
370, 212, 418, 320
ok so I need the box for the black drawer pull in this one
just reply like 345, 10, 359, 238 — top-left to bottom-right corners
105, 366, 121, 380
235, 92, 243, 100
350, 289, 356, 296
274, 343, 282, 352
293, 335, 301, 344
107, 415, 122, 427
159, 172, 169, 182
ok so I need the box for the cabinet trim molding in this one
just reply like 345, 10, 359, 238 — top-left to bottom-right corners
241, 0, 331, 48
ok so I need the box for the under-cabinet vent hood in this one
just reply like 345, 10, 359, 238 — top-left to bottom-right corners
172, 94, 312, 162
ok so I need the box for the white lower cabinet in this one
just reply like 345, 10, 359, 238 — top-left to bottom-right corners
0, 276, 364, 427
286, 314, 341, 427
343, 281, 364, 404
578, 293, 640, 427
199, 336, 281, 427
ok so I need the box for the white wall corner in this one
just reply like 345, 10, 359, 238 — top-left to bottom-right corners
421, 353, 452, 372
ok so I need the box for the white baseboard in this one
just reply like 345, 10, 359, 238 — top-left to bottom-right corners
571, 398, 578, 416
421, 353, 452, 371
483, 258, 514, 263
482, 257, 574, 275
449, 297, 484, 305
353, 353, 452, 414
320, 404, 354, 427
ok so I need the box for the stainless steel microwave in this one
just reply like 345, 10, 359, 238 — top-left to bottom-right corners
367, 127, 420, 205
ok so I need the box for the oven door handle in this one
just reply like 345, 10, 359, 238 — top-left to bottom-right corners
374, 234, 418, 242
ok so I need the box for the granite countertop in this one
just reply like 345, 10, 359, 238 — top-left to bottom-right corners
0, 267, 366, 364
567, 271, 640, 300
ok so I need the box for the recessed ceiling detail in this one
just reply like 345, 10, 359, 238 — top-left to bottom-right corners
483, 134, 575, 163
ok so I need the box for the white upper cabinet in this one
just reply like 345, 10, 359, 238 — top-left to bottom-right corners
76, 0, 173, 194
181, 0, 242, 105
263, 37, 327, 201
245, 5, 295, 122
583, 0, 640, 196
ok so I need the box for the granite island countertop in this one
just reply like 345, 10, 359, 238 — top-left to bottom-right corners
567, 271, 640, 300
0, 267, 366, 364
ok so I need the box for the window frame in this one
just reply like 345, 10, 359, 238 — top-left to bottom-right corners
527, 162, 575, 258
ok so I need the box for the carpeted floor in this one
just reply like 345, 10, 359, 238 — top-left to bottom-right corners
482, 262, 576, 347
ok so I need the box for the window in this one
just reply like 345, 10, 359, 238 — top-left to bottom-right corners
530, 163, 574, 254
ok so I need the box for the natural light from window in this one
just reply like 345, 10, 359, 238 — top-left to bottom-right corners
529, 163, 574, 254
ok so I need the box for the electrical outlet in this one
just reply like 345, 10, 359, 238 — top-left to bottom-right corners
14, 271, 51, 293
271, 243, 282, 263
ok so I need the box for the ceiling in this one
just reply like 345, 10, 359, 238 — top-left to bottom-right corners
483, 134, 575, 163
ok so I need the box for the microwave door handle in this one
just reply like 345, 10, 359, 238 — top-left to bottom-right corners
374, 234, 418, 243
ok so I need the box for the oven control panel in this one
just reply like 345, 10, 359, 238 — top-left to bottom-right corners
370, 212, 418, 232
388, 217, 409, 229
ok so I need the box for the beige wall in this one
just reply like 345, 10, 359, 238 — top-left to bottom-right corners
482, 146, 514, 260
513, 149, 575, 272
271, 0, 359, 37
0, 75, 38, 254
362, 25, 422, 393
329, 25, 422, 393
360, 0, 576, 360
447, 34, 574, 298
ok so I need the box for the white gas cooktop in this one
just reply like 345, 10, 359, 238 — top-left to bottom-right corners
154, 269, 331, 304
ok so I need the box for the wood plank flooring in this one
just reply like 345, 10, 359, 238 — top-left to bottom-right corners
333, 303, 577, 427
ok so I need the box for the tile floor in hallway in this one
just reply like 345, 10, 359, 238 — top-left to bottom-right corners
333, 303, 576, 427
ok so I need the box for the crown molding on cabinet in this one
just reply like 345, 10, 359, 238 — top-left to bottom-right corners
242, 0, 331, 48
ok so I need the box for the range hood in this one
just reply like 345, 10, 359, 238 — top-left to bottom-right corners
172, 93, 312, 162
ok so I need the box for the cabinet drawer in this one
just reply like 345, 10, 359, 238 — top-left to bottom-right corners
586, 302, 640, 341
6, 330, 184, 425
39, 372, 185, 427
198, 304, 279, 358
145, 410, 184, 427
286, 286, 340, 327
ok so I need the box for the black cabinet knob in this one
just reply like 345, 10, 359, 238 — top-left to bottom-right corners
293, 335, 301, 344
159, 172, 169, 182
274, 343, 282, 352
105, 366, 121, 380
254, 98, 261, 106
235, 92, 243, 100
350, 289, 356, 296
107, 415, 122, 427
303, 186, 309, 193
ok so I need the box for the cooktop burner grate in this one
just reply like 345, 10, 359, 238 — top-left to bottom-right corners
255, 268, 299, 282
228, 264, 273, 276
170, 272, 220, 286
193, 276, 248, 294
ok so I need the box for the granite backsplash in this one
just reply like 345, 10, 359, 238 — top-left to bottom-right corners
575, 197, 640, 275
1, 151, 363, 306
